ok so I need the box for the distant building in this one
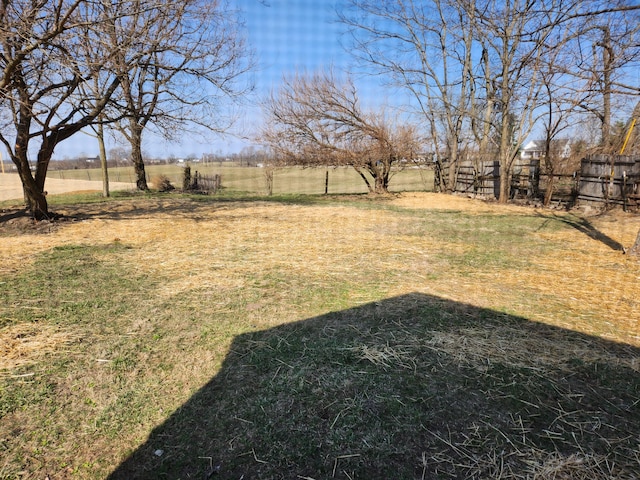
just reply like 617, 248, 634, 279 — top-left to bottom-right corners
521, 139, 571, 161
79, 156, 99, 164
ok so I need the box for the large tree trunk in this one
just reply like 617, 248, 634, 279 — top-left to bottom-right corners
16, 160, 49, 219
374, 174, 388, 194
13, 107, 50, 219
543, 174, 556, 207
446, 160, 457, 193
498, 107, 511, 203
445, 141, 459, 193
129, 124, 148, 191
367, 161, 390, 194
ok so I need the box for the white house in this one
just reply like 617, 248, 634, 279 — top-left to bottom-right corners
520, 139, 571, 161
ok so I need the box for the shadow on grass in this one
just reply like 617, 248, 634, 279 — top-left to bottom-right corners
537, 212, 626, 252
108, 293, 640, 479
39, 192, 331, 224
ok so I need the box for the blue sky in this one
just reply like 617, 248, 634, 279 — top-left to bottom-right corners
54, 0, 384, 159
242, 0, 347, 85
232, 0, 395, 148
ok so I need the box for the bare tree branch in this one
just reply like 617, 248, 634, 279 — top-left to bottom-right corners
260, 71, 421, 193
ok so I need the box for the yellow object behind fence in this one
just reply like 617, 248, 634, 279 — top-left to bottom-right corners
620, 118, 637, 155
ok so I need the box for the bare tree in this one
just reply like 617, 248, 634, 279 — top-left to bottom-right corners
340, 0, 476, 193
104, 0, 251, 191
467, 0, 582, 203
342, 0, 574, 202
566, 5, 640, 152
0, 0, 124, 218
0, 0, 250, 217
342, 0, 640, 203
261, 72, 421, 194
536, 38, 588, 206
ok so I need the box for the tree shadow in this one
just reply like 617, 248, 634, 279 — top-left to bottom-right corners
537, 212, 626, 252
0, 209, 29, 223
108, 293, 640, 479
43, 194, 327, 224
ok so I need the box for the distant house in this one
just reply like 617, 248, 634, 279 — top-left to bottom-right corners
78, 156, 99, 164
520, 139, 571, 161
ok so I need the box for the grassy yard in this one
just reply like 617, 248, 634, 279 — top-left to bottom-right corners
1, 191, 639, 479
46, 164, 434, 195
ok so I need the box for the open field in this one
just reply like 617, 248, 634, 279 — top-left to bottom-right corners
1, 191, 640, 479
1, 165, 433, 202
46, 164, 434, 196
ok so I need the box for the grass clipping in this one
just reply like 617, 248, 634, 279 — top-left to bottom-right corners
0, 324, 76, 373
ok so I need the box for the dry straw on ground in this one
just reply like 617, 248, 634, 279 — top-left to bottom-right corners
0, 324, 77, 372
2, 192, 640, 479
2, 192, 640, 373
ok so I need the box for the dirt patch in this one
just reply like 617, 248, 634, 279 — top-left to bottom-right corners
0, 209, 71, 236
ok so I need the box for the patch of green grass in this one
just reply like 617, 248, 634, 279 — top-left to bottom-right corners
394, 209, 568, 273
1, 243, 139, 329
0, 242, 161, 478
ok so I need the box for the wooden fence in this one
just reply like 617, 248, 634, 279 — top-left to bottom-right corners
577, 155, 640, 208
437, 159, 500, 197
437, 154, 640, 209
190, 172, 222, 194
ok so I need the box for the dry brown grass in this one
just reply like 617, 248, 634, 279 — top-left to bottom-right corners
0, 324, 78, 372
2, 192, 640, 479
2, 193, 640, 370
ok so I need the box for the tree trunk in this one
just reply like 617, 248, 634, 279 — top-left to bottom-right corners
129, 124, 148, 190
97, 118, 110, 197
543, 141, 555, 207
264, 167, 274, 196
16, 161, 49, 219
445, 141, 459, 193
368, 161, 390, 194
11, 98, 50, 218
498, 109, 511, 203
498, 160, 511, 203
601, 26, 613, 151
543, 173, 556, 207
446, 160, 457, 193
13, 118, 50, 218
374, 174, 388, 194
628, 228, 640, 256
